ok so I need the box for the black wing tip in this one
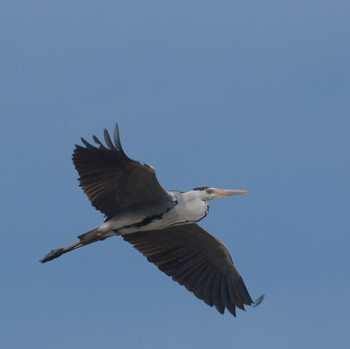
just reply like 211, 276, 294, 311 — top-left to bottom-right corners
114, 122, 119, 135
80, 137, 90, 146
73, 123, 124, 154
113, 122, 125, 153
220, 294, 264, 316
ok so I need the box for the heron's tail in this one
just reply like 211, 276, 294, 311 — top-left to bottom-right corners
39, 227, 105, 263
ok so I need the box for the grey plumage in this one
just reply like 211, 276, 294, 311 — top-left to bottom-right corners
40, 123, 263, 316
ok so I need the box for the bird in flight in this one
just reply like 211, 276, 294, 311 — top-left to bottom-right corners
40, 124, 263, 316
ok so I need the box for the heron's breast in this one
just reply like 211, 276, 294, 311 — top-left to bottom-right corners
168, 200, 208, 224
103, 200, 208, 235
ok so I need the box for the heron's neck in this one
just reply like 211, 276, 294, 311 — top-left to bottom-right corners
182, 190, 205, 203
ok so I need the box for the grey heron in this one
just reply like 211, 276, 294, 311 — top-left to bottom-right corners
40, 124, 263, 316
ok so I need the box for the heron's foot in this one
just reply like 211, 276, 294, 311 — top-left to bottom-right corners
39, 248, 65, 263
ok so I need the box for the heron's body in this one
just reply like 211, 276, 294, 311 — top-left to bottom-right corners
99, 191, 208, 236
41, 124, 263, 316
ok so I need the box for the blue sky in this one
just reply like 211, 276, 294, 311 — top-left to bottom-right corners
1, 1, 349, 348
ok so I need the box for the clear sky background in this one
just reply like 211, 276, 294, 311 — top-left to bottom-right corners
1, 1, 349, 348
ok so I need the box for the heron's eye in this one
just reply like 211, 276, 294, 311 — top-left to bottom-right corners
206, 188, 212, 194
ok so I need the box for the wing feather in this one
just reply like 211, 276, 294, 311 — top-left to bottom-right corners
123, 223, 255, 316
72, 124, 174, 218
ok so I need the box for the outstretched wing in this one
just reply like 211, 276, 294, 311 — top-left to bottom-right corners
123, 223, 258, 316
72, 124, 174, 219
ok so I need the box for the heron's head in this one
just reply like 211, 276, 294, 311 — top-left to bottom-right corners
192, 186, 249, 202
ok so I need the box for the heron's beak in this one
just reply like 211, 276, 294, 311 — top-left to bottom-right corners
213, 189, 249, 198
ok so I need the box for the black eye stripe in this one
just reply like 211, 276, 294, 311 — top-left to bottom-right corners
193, 186, 210, 191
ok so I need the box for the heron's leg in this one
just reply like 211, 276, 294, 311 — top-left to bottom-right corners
40, 235, 107, 263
